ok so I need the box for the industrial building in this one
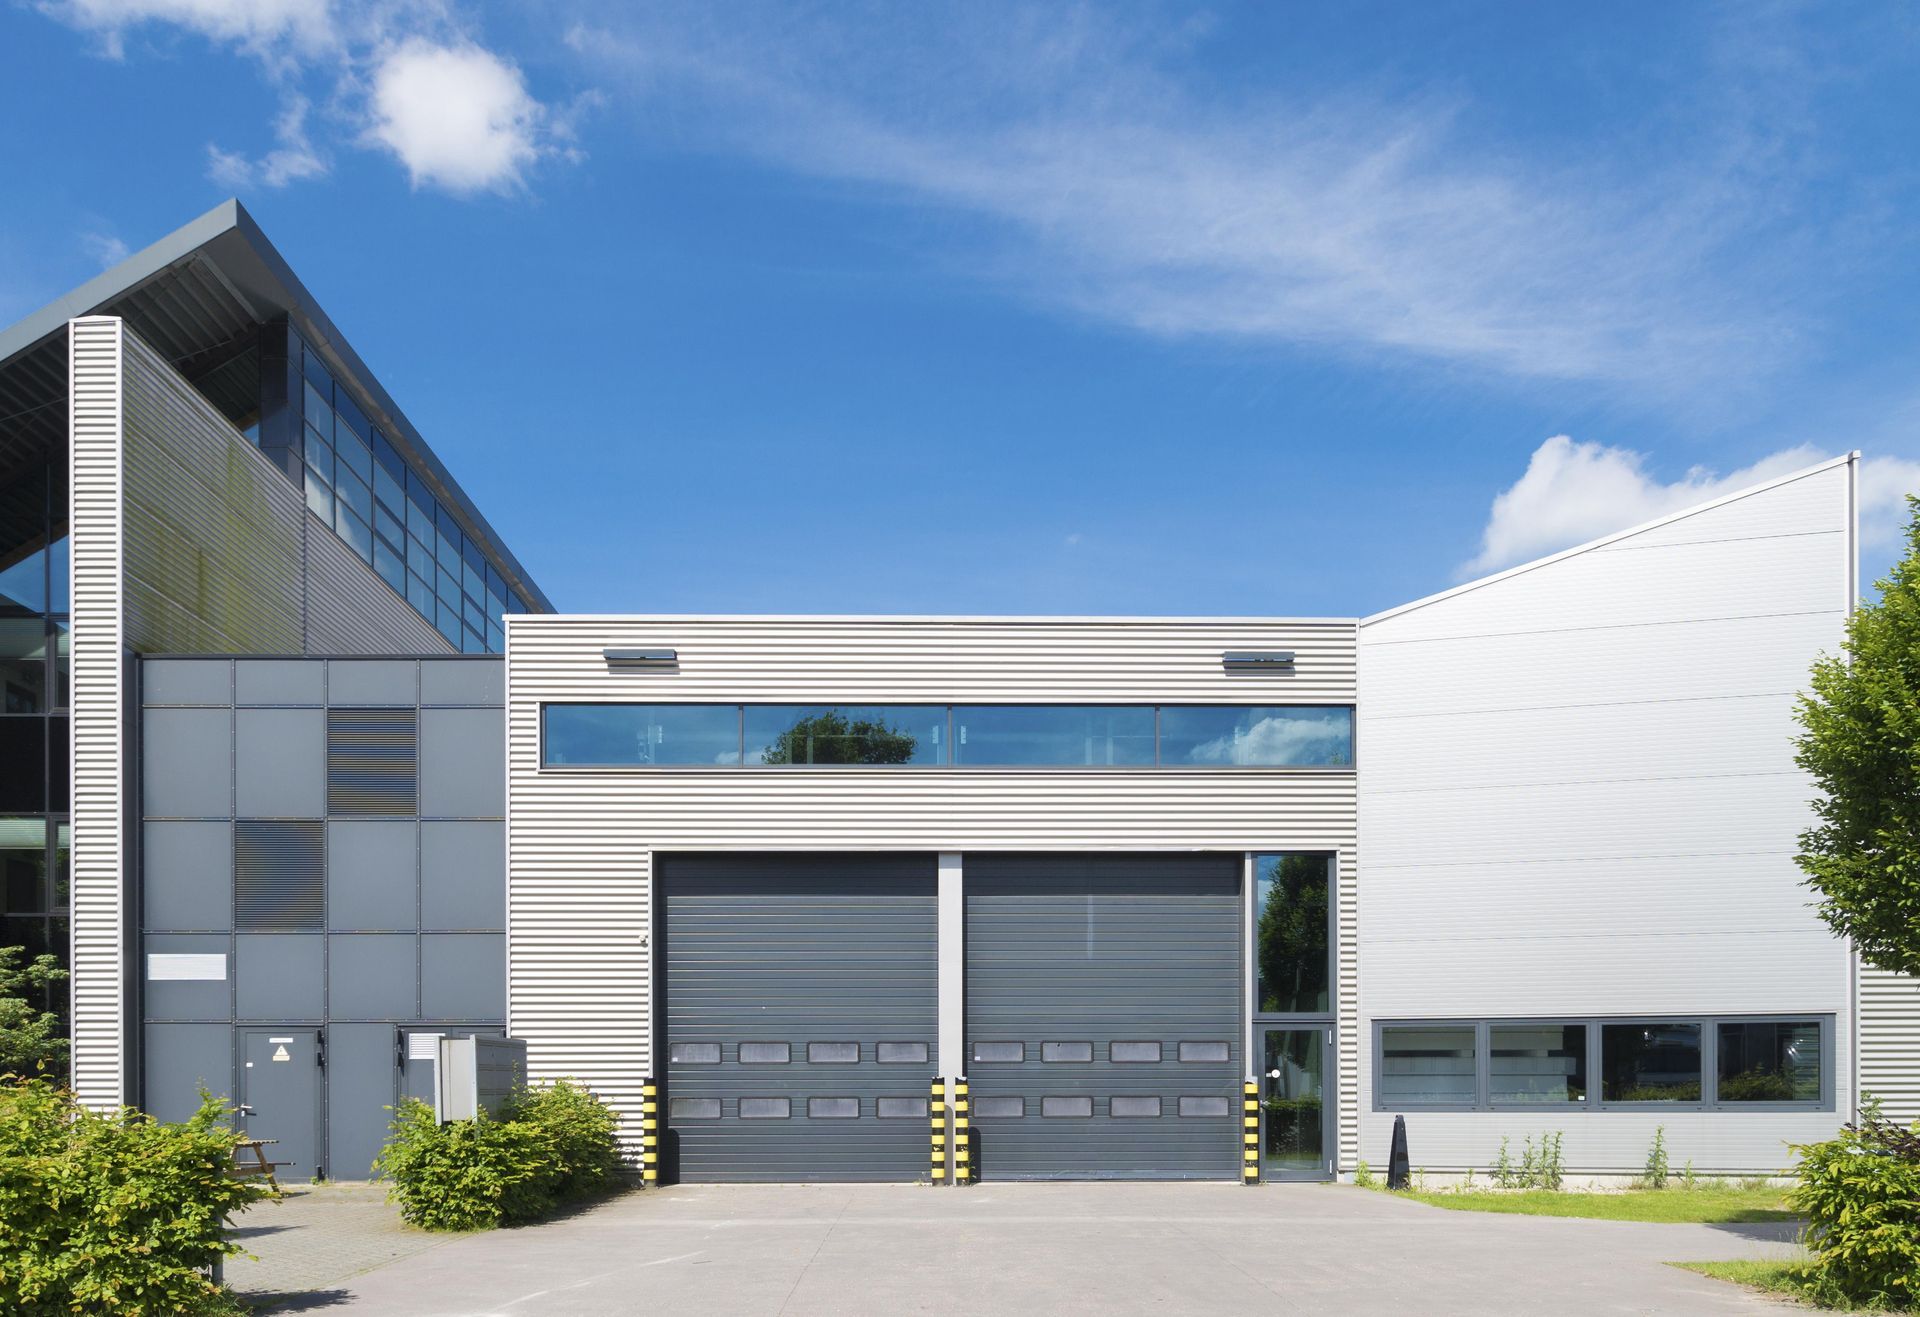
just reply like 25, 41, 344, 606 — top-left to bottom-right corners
3, 201, 1907, 1183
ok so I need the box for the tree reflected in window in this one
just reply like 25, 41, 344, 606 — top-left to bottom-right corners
1256, 854, 1330, 1014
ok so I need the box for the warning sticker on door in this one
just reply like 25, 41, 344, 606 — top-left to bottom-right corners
271, 1045, 291, 1062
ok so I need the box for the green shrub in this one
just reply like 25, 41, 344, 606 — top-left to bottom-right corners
1790, 1111, 1920, 1306
373, 1080, 623, 1231
0, 1077, 270, 1315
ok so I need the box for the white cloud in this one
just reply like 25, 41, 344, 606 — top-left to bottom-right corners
42, 0, 333, 60
80, 231, 130, 268
364, 39, 544, 194
206, 94, 327, 188
563, 4, 1816, 391
1461, 436, 1920, 577
1183, 712, 1352, 767
38, 1, 577, 196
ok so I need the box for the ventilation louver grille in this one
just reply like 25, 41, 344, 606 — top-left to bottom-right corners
328, 708, 418, 815
233, 820, 324, 931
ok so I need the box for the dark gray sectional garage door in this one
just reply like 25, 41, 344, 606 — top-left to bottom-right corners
965, 854, 1242, 1181
658, 854, 938, 1183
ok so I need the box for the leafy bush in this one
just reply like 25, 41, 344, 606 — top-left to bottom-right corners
1789, 1109, 1920, 1307
0, 1077, 269, 1315
373, 1080, 623, 1231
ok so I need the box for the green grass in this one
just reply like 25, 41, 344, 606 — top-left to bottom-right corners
1390, 1184, 1797, 1223
1675, 1259, 1912, 1312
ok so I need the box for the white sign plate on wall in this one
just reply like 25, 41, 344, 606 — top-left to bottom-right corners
408, 1033, 442, 1061
146, 953, 227, 981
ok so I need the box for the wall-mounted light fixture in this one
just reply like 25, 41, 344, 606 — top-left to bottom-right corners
603, 648, 678, 666
1221, 651, 1295, 671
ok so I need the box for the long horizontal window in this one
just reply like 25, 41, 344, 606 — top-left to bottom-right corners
543, 703, 1356, 769
1374, 1016, 1831, 1111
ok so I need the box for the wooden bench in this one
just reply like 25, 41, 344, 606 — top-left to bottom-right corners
230, 1138, 288, 1191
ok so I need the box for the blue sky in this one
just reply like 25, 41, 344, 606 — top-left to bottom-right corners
3, 1, 1918, 615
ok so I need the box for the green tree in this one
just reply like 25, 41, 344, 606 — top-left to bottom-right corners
0, 946, 66, 1079
757, 711, 919, 765
1795, 495, 1920, 975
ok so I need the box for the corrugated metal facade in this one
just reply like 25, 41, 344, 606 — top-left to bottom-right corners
1356, 457, 1857, 1173
506, 616, 1360, 1158
68, 318, 457, 1102
1860, 967, 1920, 1123
69, 317, 126, 1109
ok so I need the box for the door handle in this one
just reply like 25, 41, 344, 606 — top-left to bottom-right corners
237, 1105, 255, 1114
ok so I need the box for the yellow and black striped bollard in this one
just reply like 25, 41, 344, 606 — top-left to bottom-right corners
929, 1077, 947, 1182
1242, 1079, 1260, 1184
641, 1076, 660, 1186
953, 1076, 972, 1185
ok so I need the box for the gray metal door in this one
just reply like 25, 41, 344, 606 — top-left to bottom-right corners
658, 854, 938, 1183
238, 1029, 323, 1181
964, 854, 1242, 1181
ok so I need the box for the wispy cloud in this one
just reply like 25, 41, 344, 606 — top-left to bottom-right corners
37, 0, 581, 195
1461, 436, 1920, 577
79, 231, 129, 269
560, 2, 1853, 392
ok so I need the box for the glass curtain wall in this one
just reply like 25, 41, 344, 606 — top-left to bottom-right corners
1252, 853, 1335, 1180
269, 327, 531, 652
0, 458, 71, 1032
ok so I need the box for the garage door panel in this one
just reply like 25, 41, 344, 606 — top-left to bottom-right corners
660, 853, 937, 1183
965, 853, 1242, 1181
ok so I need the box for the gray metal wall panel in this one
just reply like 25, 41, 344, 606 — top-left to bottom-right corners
660, 854, 938, 1183
234, 934, 324, 1020
143, 822, 232, 931
143, 1023, 232, 1122
327, 821, 417, 931
964, 854, 1242, 1181
145, 660, 232, 706
421, 822, 505, 930
143, 708, 232, 819
142, 934, 231, 1021
329, 935, 418, 1019
421, 934, 505, 1019
326, 1023, 398, 1181
235, 709, 325, 818
327, 661, 418, 706
236, 660, 325, 706
421, 708, 505, 817
139, 655, 507, 1174
421, 661, 503, 706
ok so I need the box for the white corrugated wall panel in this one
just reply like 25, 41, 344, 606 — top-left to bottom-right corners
507, 617, 1359, 1157
1860, 966, 1920, 1122
68, 318, 126, 1109
1357, 458, 1855, 1173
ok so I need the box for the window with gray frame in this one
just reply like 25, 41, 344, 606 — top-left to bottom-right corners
1373, 1017, 1833, 1110
541, 704, 1357, 769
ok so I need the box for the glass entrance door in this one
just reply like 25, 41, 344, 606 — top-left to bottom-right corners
1260, 1028, 1329, 1180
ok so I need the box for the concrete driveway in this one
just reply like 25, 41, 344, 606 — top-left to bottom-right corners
243, 1181, 1803, 1315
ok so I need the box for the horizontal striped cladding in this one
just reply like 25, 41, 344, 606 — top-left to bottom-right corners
1861, 967, 1920, 1122
69, 318, 126, 1108
120, 332, 304, 655
507, 617, 1358, 1158
305, 513, 453, 656
506, 617, 1355, 702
